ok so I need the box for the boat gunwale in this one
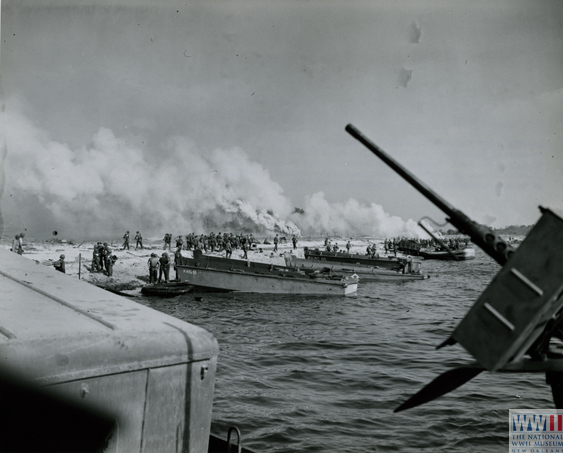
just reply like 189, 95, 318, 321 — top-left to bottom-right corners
176, 263, 356, 288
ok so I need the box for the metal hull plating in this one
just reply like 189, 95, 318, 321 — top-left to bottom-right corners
303, 248, 404, 270
177, 264, 357, 295
286, 254, 428, 282
0, 247, 219, 453
419, 248, 476, 260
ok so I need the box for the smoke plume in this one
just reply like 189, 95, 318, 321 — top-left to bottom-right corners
293, 192, 423, 238
2, 107, 423, 240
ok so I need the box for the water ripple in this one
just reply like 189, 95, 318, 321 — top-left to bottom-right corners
136, 249, 551, 452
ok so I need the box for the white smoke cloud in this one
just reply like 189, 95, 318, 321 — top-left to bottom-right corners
2, 108, 299, 238
2, 105, 423, 240
291, 192, 424, 238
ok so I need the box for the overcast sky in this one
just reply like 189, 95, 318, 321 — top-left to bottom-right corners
1, 0, 562, 238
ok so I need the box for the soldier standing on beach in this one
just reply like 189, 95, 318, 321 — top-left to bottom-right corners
174, 248, 183, 280
122, 231, 130, 250
102, 243, 112, 274
273, 234, 279, 252
98, 243, 107, 272
106, 254, 117, 277
134, 231, 143, 249
18, 233, 25, 254
159, 252, 170, 283
292, 235, 298, 249
147, 253, 159, 284
92, 245, 100, 272
209, 232, 216, 252
163, 233, 172, 250
11, 235, 19, 253
53, 254, 66, 273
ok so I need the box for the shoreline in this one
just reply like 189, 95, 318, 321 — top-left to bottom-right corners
2, 237, 383, 295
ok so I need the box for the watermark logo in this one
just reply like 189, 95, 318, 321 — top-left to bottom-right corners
510, 409, 563, 453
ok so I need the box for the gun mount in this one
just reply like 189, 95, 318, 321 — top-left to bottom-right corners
345, 124, 516, 266
345, 124, 563, 410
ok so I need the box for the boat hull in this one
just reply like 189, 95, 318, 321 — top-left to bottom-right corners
419, 248, 475, 260
287, 255, 428, 282
176, 263, 357, 295
303, 247, 404, 270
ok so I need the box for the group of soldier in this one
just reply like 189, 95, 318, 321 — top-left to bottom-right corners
92, 242, 118, 276
121, 231, 143, 250
320, 238, 395, 255
10, 233, 25, 255
162, 232, 259, 254
321, 236, 472, 258
147, 251, 174, 284
323, 239, 382, 257
386, 236, 471, 253
324, 239, 352, 254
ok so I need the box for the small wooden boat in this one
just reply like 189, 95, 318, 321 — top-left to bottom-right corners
141, 282, 195, 297
175, 251, 358, 295
285, 253, 428, 282
303, 247, 406, 270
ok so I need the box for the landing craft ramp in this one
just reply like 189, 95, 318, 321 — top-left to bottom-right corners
0, 247, 219, 452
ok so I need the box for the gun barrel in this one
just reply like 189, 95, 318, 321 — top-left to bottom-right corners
345, 124, 457, 216
345, 124, 515, 265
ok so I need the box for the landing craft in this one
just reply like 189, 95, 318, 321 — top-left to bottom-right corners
346, 124, 563, 410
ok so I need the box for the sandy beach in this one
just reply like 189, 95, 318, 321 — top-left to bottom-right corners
2, 236, 384, 295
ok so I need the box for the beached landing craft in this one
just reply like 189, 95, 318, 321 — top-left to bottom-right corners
284, 252, 429, 282
175, 250, 358, 295
0, 248, 254, 452
346, 124, 563, 410
418, 247, 475, 261
396, 238, 476, 261
303, 247, 408, 270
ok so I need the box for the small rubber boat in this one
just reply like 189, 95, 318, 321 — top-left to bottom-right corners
141, 282, 195, 297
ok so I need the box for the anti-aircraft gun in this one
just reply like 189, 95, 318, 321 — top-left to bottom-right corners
345, 124, 563, 411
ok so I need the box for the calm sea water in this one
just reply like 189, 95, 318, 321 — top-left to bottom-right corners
135, 249, 551, 453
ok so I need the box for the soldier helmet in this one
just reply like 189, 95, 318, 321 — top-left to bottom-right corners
60, 254, 65, 259
162, 253, 167, 257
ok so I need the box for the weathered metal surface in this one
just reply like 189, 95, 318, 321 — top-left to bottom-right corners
140, 361, 216, 453
303, 248, 404, 270
285, 254, 428, 282
177, 262, 357, 295
48, 370, 148, 453
451, 209, 563, 371
0, 247, 219, 453
418, 248, 475, 261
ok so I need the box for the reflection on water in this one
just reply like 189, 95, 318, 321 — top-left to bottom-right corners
136, 249, 551, 452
